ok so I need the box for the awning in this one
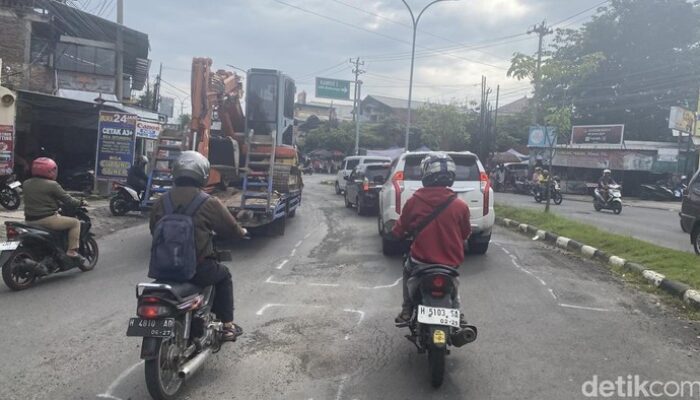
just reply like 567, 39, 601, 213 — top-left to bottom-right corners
17, 89, 122, 131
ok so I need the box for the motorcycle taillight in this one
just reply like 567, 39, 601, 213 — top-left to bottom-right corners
430, 275, 447, 297
137, 297, 171, 319
6, 226, 18, 241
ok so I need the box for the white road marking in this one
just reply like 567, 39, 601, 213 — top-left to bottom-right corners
305, 232, 312, 239
559, 303, 610, 312
510, 255, 548, 287
358, 277, 402, 290
290, 248, 297, 257
548, 288, 557, 300
275, 259, 289, 270
265, 275, 295, 285
308, 282, 341, 287
295, 240, 303, 248
97, 360, 144, 400
343, 309, 365, 325
256, 303, 285, 315
336, 375, 349, 400
502, 247, 512, 256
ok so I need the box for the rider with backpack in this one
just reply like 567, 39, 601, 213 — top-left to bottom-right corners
391, 153, 472, 325
149, 151, 247, 342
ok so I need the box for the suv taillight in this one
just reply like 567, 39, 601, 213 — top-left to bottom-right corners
392, 171, 405, 214
363, 177, 369, 192
480, 171, 490, 216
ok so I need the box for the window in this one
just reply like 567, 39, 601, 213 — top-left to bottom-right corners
55, 42, 116, 76
284, 78, 295, 119
365, 158, 389, 164
247, 74, 278, 123
346, 159, 360, 170
29, 23, 51, 66
365, 165, 390, 182
403, 155, 425, 180
452, 155, 480, 181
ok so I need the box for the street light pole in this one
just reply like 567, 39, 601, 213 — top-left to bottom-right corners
401, 0, 456, 151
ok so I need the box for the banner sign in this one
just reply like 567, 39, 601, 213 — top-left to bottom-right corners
135, 120, 161, 139
527, 126, 557, 148
96, 111, 137, 180
669, 106, 695, 134
553, 149, 655, 171
316, 77, 352, 100
0, 125, 14, 175
571, 125, 624, 145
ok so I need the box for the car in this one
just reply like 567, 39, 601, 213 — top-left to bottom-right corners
335, 155, 392, 195
377, 151, 495, 256
680, 169, 700, 253
344, 163, 391, 216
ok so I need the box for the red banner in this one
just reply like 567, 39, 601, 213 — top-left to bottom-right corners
0, 125, 14, 175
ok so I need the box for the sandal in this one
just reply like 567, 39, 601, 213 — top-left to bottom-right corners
222, 324, 243, 342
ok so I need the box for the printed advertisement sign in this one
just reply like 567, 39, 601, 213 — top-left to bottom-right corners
96, 111, 137, 180
571, 125, 624, 145
669, 106, 695, 134
135, 120, 161, 139
0, 125, 14, 175
527, 126, 557, 148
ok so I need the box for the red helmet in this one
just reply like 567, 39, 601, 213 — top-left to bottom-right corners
32, 157, 58, 180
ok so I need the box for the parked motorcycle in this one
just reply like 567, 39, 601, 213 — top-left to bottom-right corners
593, 184, 623, 214
60, 165, 95, 193
0, 204, 98, 290
533, 179, 563, 205
110, 182, 142, 216
127, 247, 234, 400
396, 259, 478, 388
639, 183, 674, 201
0, 174, 22, 210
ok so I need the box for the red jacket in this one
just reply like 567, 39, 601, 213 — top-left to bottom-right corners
392, 187, 471, 267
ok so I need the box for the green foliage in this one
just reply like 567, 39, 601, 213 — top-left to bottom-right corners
303, 121, 356, 155
178, 113, 191, 129
414, 103, 474, 151
495, 111, 532, 151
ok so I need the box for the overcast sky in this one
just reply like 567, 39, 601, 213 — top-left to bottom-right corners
86, 0, 605, 114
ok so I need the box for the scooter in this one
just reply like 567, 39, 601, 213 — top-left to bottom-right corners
127, 248, 234, 400
0, 204, 98, 290
593, 184, 623, 214
0, 174, 22, 210
110, 182, 142, 216
533, 179, 563, 205
396, 259, 478, 388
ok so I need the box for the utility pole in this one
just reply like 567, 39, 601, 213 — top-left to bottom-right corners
351, 57, 365, 155
115, 0, 124, 102
152, 62, 162, 112
493, 85, 500, 156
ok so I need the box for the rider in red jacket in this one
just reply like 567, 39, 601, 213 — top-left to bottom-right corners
392, 153, 471, 324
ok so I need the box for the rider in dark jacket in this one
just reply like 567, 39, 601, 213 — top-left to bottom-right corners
127, 156, 149, 199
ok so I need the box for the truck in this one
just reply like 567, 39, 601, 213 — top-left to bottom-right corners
142, 59, 302, 235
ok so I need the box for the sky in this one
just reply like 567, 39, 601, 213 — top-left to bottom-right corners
73, 0, 607, 116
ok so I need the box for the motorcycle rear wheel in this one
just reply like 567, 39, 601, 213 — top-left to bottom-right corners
109, 195, 130, 216
428, 347, 446, 388
78, 237, 99, 272
553, 192, 563, 205
145, 323, 185, 400
2, 251, 37, 290
0, 188, 21, 210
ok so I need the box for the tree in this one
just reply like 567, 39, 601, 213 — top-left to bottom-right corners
178, 113, 191, 129
414, 103, 474, 151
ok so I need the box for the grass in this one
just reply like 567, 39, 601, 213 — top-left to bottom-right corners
496, 203, 700, 291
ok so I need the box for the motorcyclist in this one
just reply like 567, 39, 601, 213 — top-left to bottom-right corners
598, 169, 617, 201
127, 155, 149, 199
392, 153, 472, 325
149, 151, 247, 342
23, 157, 86, 270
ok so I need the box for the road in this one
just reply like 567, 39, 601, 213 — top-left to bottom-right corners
497, 192, 691, 253
0, 174, 698, 400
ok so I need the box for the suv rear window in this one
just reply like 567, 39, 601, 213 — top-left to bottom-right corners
346, 159, 360, 170
403, 154, 480, 181
365, 158, 389, 164
365, 165, 390, 181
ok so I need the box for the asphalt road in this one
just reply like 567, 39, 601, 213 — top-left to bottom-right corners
497, 192, 691, 253
1, 174, 698, 400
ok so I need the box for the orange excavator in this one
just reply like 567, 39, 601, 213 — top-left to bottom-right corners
187, 58, 302, 235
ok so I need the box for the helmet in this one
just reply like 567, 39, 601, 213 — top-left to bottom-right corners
172, 151, 210, 187
542, 169, 550, 175
136, 155, 148, 166
420, 153, 456, 187
603, 169, 611, 175
535, 166, 542, 171
32, 157, 58, 180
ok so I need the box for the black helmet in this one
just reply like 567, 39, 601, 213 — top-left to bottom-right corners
172, 151, 210, 187
420, 153, 456, 187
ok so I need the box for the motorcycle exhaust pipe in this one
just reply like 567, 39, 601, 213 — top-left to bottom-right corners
451, 326, 477, 348
178, 348, 212, 379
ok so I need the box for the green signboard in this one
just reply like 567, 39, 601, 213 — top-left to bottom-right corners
315, 77, 351, 100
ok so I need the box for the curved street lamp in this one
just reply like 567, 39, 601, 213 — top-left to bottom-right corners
401, 0, 458, 150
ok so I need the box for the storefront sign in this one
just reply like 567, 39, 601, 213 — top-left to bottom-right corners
0, 125, 14, 175
135, 120, 161, 139
528, 126, 557, 147
57, 71, 116, 94
571, 125, 624, 145
96, 111, 137, 180
669, 106, 695, 134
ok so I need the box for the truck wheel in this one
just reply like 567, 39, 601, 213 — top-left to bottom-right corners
267, 216, 286, 236
693, 226, 700, 255
468, 236, 490, 255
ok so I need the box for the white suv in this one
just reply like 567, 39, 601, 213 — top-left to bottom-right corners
377, 151, 495, 255
335, 156, 391, 194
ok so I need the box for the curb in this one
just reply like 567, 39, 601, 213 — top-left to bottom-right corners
495, 216, 700, 310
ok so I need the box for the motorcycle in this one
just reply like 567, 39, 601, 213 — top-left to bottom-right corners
0, 174, 22, 210
396, 259, 478, 388
110, 182, 142, 216
60, 165, 95, 193
593, 184, 623, 214
533, 179, 563, 205
0, 204, 98, 290
127, 247, 235, 400
639, 183, 674, 201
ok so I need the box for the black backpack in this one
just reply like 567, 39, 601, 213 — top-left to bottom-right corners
148, 191, 209, 282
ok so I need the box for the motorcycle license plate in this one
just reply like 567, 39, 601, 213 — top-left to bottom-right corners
417, 305, 460, 328
126, 318, 175, 338
0, 241, 19, 251
8, 181, 20, 189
